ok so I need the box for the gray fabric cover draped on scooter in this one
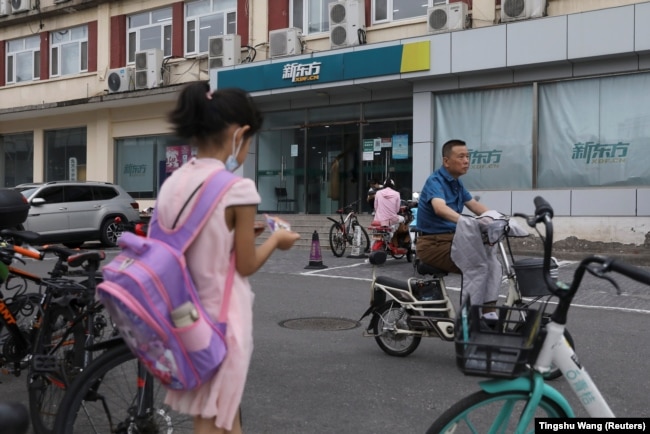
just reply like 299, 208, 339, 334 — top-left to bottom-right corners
450, 211, 528, 306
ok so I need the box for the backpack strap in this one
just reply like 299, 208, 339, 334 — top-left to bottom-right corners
148, 169, 239, 252
148, 168, 240, 323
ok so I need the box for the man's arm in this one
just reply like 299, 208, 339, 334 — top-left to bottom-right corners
465, 198, 489, 216
431, 198, 462, 223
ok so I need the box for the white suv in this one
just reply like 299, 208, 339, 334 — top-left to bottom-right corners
15, 181, 140, 248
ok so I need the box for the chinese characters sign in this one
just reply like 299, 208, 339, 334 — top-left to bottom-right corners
282, 62, 321, 83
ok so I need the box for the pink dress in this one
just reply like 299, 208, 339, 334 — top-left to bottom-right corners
157, 158, 260, 430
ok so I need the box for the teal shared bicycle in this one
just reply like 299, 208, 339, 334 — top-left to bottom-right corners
427, 196, 650, 434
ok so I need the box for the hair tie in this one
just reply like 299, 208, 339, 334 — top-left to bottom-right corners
206, 91, 213, 100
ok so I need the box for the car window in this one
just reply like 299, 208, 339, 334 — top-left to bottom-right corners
93, 186, 118, 200
36, 186, 65, 204
65, 186, 94, 202
15, 186, 39, 199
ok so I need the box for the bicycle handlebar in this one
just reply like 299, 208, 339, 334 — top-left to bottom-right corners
517, 196, 650, 324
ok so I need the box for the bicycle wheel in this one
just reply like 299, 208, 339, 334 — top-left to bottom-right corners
28, 304, 86, 434
55, 343, 193, 434
427, 389, 570, 434
373, 301, 421, 357
329, 223, 347, 257
351, 220, 371, 253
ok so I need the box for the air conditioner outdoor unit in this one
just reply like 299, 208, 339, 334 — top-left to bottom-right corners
329, 0, 365, 49
501, 0, 546, 23
0, 0, 10, 17
208, 34, 241, 69
11, 0, 31, 13
269, 28, 303, 58
427, 3, 468, 34
107, 67, 134, 94
135, 48, 164, 90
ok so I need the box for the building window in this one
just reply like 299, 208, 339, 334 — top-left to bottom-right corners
6, 35, 40, 84
115, 135, 186, 199
373, 0, 435, 24
185, 0, 236, 55
127, 7, 172, 64
50, 25, 88, 78
44, 128, 87, 182
434, 86, 534, 190
0, 132, 34, 187
290, 0, 329, 35
538, 73, 650, 188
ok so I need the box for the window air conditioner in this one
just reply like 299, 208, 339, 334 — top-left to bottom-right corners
208, 34, 241, 69
501, 0, 546, 23
11, 0, 31, 13
427, 3, 468, 34
0, 0, 10, 17
329, 0, 365, 49
107, 67, 135, 94
135, 48, 164, 90
269, 28, 303, 58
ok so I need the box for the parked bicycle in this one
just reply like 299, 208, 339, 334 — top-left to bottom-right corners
359, 211, 573, 381
427, 196, 650, 433
53, 337, 193, 433
327, 200, 370, 257
0, 229, 85, 377
0, 229, 109, 434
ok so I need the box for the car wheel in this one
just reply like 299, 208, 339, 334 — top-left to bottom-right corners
100, 217, 121, 247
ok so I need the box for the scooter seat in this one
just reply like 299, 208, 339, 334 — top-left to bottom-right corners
415, 259, 448, 277
375, 275, 410, 291
369, 221, 392, 232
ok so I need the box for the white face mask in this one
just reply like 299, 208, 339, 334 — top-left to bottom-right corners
225, 128, 244, 172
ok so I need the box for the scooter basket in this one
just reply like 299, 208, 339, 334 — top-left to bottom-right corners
513, 258, 558, 297
455, 303, 541, 379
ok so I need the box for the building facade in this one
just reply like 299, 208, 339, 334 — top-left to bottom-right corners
1, 0, 649, 244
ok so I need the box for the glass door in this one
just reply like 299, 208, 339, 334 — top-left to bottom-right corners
305, 124, 361, 214
257, 128, 304, 213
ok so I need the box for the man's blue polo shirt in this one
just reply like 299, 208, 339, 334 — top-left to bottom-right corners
417, 166, 472, 234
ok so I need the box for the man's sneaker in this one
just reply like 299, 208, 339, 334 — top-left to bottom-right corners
480, 311, 499, 331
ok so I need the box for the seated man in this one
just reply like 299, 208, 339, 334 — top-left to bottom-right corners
416, 139, 499, 318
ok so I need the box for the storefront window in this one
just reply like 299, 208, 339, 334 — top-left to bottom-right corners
115, 135, 184, 198
538, 73, 650, 188
0, 132, 34, 187
44, 127, 87, 182
434, 86, 534, 190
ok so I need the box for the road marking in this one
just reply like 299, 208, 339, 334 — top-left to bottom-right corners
300, 271, 650, 315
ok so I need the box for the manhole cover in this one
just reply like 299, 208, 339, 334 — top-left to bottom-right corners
279, 317, 360, 331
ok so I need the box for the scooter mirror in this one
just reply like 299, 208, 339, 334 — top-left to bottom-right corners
368, 250, 387, 266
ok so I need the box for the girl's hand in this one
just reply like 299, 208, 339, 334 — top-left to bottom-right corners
272, 229, 301, 250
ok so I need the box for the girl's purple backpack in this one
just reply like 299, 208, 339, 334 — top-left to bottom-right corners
96, 169, 238, 390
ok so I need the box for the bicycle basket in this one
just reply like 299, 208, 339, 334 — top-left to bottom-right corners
455, 303, 542, 379
513, 258, 558, 297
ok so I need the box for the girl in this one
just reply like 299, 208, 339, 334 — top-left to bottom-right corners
159, 82, 300, 434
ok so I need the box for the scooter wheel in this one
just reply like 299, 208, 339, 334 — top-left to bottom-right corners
372, 302, 421, 357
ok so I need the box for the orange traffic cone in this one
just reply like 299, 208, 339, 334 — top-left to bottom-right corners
305, 230, 328, 269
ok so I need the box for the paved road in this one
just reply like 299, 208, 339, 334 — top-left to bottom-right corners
2, 246, 649, 433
